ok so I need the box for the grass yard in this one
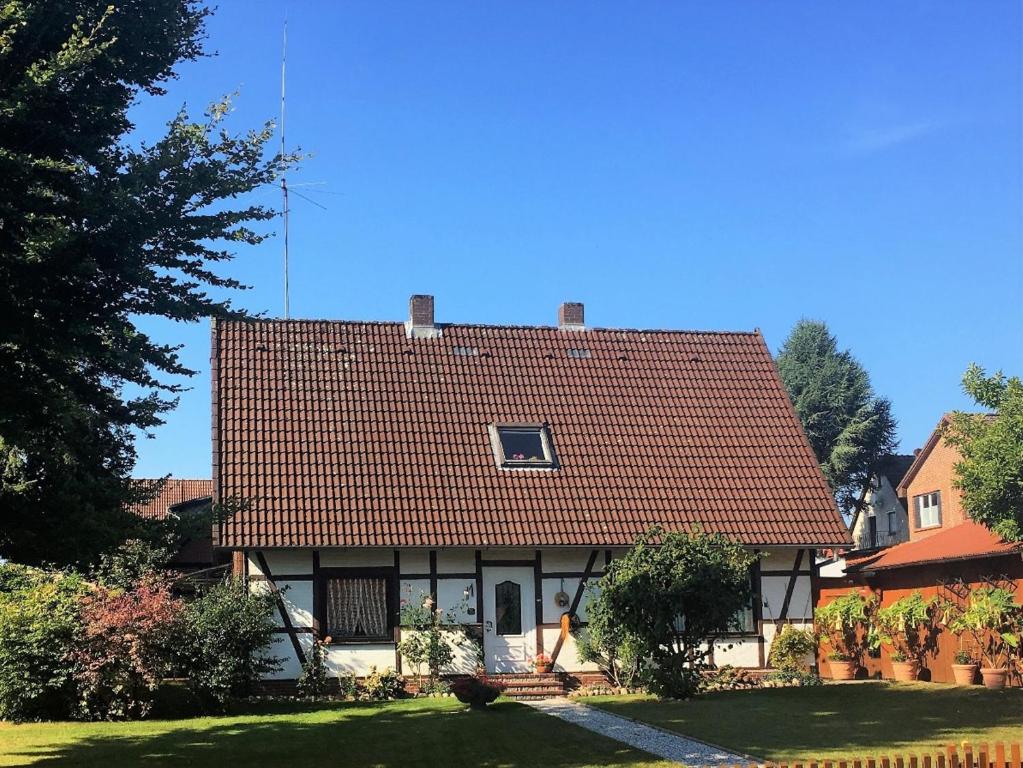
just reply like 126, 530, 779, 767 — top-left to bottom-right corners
587, 681, 1023, 761
0, 696, 677, 768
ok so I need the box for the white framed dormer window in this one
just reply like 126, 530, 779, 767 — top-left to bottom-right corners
914, 491, 942, 529
490, 424, 558, 470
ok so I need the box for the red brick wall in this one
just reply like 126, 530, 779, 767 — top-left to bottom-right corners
905, 437, 967, 541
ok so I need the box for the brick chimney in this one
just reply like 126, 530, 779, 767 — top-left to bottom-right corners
558, 302, 585, 331
406, 294, 441, 339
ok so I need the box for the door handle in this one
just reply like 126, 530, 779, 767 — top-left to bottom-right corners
485, 620, 493, 633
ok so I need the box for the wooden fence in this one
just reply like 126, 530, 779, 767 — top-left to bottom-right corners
696, 743, 1023, 768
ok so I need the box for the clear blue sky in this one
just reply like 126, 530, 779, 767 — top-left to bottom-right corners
130, 1, 1023, 479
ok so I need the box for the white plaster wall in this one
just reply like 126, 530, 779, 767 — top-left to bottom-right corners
437, 578, 476, 623
400, 549, 430, 573
480, 548, 534, 560
437, 549, 475, 573
759, 548, 800, 572
320, 548, 393, 567
326, 644, 398, 677
712, 637, 760, 668
541, 626, 600, 673
250, 578, 314, 628
542, 550, 598, 572
761, 574, 813, 622
262, 633, 312, 680
248, 550, 313, 576
398, 629, 479, 677
541, 577, 596, 624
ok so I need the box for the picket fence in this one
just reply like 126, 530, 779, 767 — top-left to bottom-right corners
696, 743, 1023, 768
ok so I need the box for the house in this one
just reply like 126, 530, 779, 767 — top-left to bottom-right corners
848, 455, 915, 551
211, 296, 849, 686
817, 416, 1022, 684
129, 478, 215, 570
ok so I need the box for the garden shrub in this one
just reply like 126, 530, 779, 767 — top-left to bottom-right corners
768, 624, 817, 672
362, 666, 404, 700
297, 637, 331, 697
71, 578, 183, 719
336, 671, 358, 699
0, 564, 88, 721
763, 669, 822, 687
178, 579, 282, 709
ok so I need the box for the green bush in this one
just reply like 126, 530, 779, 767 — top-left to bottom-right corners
177, 579, 282, 709
768, 625, 817, 672
362, 667, 404, 700
0, 564, 88, 721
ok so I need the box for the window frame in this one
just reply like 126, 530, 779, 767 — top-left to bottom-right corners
489, 423, 559, 470
315, 566, 398, 645
914, 491, 943, 530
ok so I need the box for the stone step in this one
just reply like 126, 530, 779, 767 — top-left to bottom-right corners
503, 688, 566, 700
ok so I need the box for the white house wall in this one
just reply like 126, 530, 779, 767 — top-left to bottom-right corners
244, 546, 817, 679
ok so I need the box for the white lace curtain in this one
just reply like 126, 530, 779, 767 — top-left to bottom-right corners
326, 578, 388, 638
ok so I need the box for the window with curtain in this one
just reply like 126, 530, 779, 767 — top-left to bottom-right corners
325, 577, 390, 640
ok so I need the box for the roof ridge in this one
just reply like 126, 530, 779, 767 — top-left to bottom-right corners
216, 317, 761, 337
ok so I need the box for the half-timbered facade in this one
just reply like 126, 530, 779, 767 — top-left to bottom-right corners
212, 296, 849, 682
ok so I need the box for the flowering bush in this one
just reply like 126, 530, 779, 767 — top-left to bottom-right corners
71, 578, 183, 720
362, 666, 404, 700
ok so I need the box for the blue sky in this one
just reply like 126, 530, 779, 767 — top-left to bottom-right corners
130, 1, 1022, 478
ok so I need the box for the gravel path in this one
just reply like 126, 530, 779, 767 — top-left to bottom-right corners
524, 697, 751, 766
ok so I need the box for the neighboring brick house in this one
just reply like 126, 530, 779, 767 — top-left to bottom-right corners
212, 296, 849, 687
818, 416, 1022, 685
129, 478, 214, 569
848, 454, 914, 551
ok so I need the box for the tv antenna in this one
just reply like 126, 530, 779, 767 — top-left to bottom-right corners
280, 17, 290, 319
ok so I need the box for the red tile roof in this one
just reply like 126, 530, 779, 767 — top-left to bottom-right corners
129, 479, 214, 520
212, 319, 848, 549
846, 520, 1019, 572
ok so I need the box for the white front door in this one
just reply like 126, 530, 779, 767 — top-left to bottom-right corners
482, 566, 535, 673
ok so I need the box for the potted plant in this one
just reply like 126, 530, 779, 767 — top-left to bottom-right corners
815, 591, 875, 681
450, 674, 506, 710
531, 652, 553, 674
949, 586, 1021, 690
872, 591, 935, 682
951, 649, 978, 686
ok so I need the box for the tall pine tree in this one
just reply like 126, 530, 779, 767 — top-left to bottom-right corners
776, 320, 897, 513
0, 1, 293, 565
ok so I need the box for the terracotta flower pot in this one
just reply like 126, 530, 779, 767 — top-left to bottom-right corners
951, 663, 978, 686
535, 663, 551, 674
828, 659, 856, 680
891, 660, 920, 682
980, 667, 1008, 690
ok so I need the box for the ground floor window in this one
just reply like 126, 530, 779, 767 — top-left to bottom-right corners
324, 576, 390, 640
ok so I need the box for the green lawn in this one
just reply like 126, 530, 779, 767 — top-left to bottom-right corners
0, 696, 676, 768
586, 681, 1023, 761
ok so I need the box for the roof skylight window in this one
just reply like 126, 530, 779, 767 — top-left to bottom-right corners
490, 424, 557, 470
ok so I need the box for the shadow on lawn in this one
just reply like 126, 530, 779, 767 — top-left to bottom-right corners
594, 683, 1023, 758
10, 700, 659, 768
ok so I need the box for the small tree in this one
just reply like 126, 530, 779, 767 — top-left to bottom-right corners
815, 591, 875, 662
871, 591, 936, 663
589, 526, 756, 699
944, 365, 1023, 541
297, 636, 331, 697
